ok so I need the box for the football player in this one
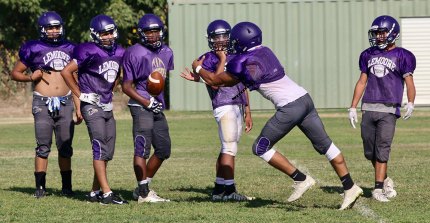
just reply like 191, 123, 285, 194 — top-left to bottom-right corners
122, 14, 173, 203
11, 11, 80, 198
61, 14, 127, 205
348, 15, 416, 202
180, 20, 253, 201
192, 22, 363, 210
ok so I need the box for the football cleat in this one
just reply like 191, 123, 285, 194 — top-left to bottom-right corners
372, 189, 390, 202
138, 190, 170, 203
34, 186, 46, 199
339, 184, 363, 210
222, 192, 255, 201
86, 191, 102, 202
287, 175, 316, 202
211, 192, 224, 201
384, 177, 397, 198
100, 193, 128, 205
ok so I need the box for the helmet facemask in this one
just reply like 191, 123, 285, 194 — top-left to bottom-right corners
91, 24, 118, 50
139, 28, 163, 49
208, 32, 230, 52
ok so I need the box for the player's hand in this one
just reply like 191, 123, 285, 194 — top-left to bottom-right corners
180, 67, 200, 82
245, 113, 253, 133
79, 93, 100, 105
30, 70, 44, 82
147, 97, 163, 114
348, 108, 358, 129
403, 102, 414, 120
75, 110, 83, 125
192, 55, 205, 72
215, 50, 227, 62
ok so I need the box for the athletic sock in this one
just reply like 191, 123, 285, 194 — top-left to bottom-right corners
224, 183, 237, 195
375, 181, 384, 189
34, 172, 46, 190
288, 169, 306, 181
340, 173, 354, 190
215, 177, 225, 185
60, 170, 72, 190
138, 180, 148, 186
103, 191, 113, 198
146, 177, 152, 184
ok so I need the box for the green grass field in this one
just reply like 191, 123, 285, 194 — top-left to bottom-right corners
0, 109, 429, 223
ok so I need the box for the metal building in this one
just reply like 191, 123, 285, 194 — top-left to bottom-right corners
167, 0, 430, 111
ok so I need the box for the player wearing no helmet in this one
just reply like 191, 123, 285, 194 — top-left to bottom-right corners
348, 15, 416, 202
122, 14, 173, 203
192, 21, 363, 210
61, 14, 127, 205
181, 19, 253, 201
11, 11, 80, 199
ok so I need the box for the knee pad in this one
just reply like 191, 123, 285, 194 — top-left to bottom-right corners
221, 142, 238, 156
325, 143, 341, 161
134, 135, 148, 158
35, 145, 51, 158
252, 137, 276, 162
92, 139, 102, 160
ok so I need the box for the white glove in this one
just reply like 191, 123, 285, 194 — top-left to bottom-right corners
79, 93, 100, 105
348, 108, 358, 129
403, 102, 414, 120
147, 97, 163, 114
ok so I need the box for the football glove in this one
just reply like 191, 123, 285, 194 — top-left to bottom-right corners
147, 97, 163, 114
403, 102, 414, 120
348, 108, 358, 129
79, 93, 100, 105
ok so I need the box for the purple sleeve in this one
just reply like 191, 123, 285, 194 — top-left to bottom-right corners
18, 42, 32, 67
122, 50, 135, 82
400, 49, 416, 75
201, 52, 219, 73
72, 45, 89, 67
358, 51, 368, 74
168, 53, 174, 71
226, 56, 245, 78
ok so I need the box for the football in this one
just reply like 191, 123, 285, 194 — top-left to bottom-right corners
147, 71, 165, 96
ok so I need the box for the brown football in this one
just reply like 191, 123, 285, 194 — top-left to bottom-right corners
147, 71, 165, 96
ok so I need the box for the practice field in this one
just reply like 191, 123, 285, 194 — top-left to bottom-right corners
0, 110, 429, 222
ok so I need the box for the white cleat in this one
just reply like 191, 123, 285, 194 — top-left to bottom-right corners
372, 188, 390, 202
384, 177, 397, 198
287, 176, 316, 202
135, 188, 170, 203
211, 192, 224, 201
222, 192, 255, 201
339, 184, 363, 210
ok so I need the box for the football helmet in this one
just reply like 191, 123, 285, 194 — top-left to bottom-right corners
89, 14, 118, 50
368, 15, 400, 49
137, 14, 164, 49
38, 11, 64, 43
230, 22, 262, 53
206, 20, 231, 52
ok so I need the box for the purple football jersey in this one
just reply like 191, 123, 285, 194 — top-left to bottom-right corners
226, 46, 285, 91
73, 42, 125, 104
201, 51, 247, 109
19, 40, 75, 72
359, 47, 416, 106
122, 44, 174, 106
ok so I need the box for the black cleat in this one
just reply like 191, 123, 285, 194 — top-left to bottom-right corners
34, 187, 46, 199
61, 188, 75, 197
100, 193, 128, 205
86, 191, 102, 202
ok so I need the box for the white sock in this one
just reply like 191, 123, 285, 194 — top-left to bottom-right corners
215, 177, 225, 185
224, 179, 235, 186
146, 177, 153, 184
138, 180, 148, 185
103, 191, 113, 198
90, 190, 100, 197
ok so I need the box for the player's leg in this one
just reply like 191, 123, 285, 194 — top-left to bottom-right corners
32, 96, 54, 198
298, 94, 362, 209
251, 97, 314, 202
54, 96, 74, 196
374, 112, 397, 200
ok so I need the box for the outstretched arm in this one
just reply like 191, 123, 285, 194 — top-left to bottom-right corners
192, 56, 239, 87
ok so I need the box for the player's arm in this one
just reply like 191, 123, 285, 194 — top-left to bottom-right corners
122, 80, 151, 107
192, 56, 239, 87
71, 71, 83, 124
244, 89, 253, 133
10, 61, 43, 82
350, 72, 368, 108
60, 60, 81, 98
404, 75, 416, 105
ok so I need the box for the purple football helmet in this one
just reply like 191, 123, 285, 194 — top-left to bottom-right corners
230, 22, 262, 53
206, 20, 231, 52
137, 14, 164, 49
38, 11, 64, 43
368, 15, 400, 49
90, 14, 118, 50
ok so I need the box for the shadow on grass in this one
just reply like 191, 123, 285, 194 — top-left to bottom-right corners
320, 185, 373, 198
5, 187, 133, 202
170, 185, 304, 211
